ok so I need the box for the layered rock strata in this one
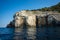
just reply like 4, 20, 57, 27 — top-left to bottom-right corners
7, 10, 60, 27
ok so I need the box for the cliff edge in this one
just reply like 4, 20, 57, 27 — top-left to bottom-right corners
7, 10, 60, 27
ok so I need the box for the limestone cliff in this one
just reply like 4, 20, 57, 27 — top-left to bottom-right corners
7, 10, 60, 27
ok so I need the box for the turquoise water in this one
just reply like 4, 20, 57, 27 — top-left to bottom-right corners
0, 26, 60, 40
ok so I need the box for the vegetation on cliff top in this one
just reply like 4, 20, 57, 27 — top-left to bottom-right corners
31, 2, 60, 13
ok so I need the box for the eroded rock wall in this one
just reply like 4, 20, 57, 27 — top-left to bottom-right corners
15, 16, 25, 27
26, 15, 36, 27
7, 10, 60, 27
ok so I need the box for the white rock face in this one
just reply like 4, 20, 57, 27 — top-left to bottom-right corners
13, 10, 60, 27
15, 16, 24, 27
27, 15, 36, 27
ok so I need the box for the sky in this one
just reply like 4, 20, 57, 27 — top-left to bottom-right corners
0, 0, 60, 27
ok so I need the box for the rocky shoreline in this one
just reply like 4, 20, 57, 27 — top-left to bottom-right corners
7, 10, 60, 27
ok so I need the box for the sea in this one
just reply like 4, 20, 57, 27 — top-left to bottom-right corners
0, 26, 60, 40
